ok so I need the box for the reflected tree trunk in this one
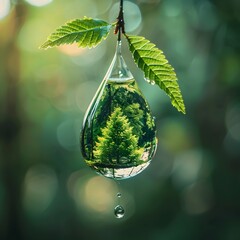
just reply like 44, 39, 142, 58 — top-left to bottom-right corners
0, 4, 27, 240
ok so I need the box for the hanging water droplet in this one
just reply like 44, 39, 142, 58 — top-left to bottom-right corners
81, 41, 157, 180
117, 192, 122, 198
114, 205, 125, 219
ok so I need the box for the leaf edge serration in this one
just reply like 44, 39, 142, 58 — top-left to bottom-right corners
40, 17, 113, 50
125, 34, 186, 114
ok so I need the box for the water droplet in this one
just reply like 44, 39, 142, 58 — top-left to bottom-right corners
150, 80, 155, 85
144, 77, 151, 83
81, 41, 157, 180
114, 205, 125, 219
117, 192, 122, 198
144, 78, 155, 85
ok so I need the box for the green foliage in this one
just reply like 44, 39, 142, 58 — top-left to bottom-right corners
93, 107, 141, 164
124, 103, 144, 136
40, 17, 113, 49
146, 112, 155, 130
126, 35, 186, 114
40, 17, 185, 114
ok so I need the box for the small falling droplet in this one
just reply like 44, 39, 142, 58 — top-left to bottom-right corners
114, 205, 125, 219
117, 192, 122, 198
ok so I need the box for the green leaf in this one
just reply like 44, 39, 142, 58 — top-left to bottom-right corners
40, 17, 113, 49
126, 35, 186, 114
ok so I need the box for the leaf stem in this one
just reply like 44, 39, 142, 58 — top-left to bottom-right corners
115, 0, 125, 41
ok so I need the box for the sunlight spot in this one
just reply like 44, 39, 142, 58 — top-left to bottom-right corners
70, 173, 117, 214
84, 176, 117, 212
58, 43, 86, 56
70, 41, 106, 66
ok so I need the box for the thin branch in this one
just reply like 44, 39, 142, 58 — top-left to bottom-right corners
114, 0, 125, 41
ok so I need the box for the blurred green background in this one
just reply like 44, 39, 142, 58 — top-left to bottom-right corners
0, 0, 240, 239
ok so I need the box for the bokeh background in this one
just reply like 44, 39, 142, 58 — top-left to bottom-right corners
0, 0, 240, 239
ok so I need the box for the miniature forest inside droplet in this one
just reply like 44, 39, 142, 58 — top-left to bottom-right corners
81, 78, 157, 179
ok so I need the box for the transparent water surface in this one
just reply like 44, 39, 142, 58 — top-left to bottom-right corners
81, 78, 157, 180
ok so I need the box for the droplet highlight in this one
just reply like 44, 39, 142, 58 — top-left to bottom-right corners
144, 77, 155, 85
114, 205, 125, 219
117, 192, 122, 198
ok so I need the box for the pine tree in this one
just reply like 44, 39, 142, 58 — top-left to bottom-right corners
93, 107, 141, 165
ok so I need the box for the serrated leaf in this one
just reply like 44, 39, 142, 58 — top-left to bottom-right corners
40, 17, 113, 49
126, 35, 186, 114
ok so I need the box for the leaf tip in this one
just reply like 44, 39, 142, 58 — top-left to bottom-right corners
177, 103, 186, 114
39, 40, 52, 50
181, 108, 186, 114
39, 44, 47, 50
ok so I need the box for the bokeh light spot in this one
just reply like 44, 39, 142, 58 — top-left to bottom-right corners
84, 176, 117, 212
69, 172, 117, 215
0, 0, 11, 20
109, 1, 142, 33
23, 165, 58, 215
18, 19, 49, 52
24, 0, 53, 7
162, 0, 183, 17
57, 119, 80, 151
172, 150, 203, 188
